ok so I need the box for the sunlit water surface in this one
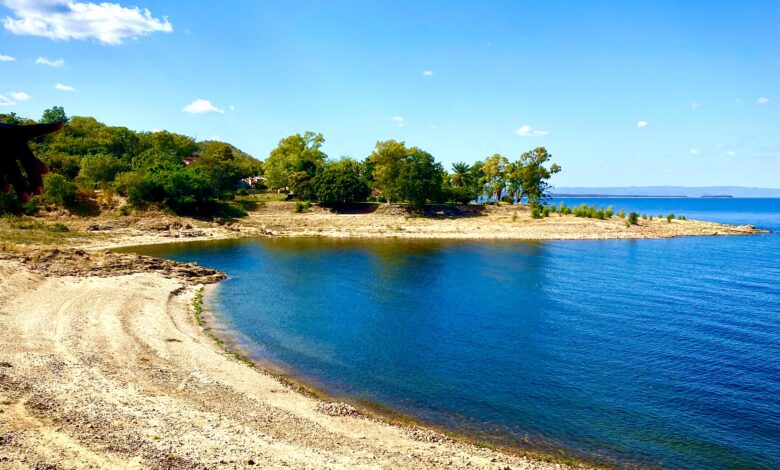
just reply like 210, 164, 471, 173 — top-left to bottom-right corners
134, 198, 780, 469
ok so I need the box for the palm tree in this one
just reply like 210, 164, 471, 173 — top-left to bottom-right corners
451, 161, 471, 188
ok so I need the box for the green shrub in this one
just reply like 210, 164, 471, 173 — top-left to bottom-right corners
658, 214, 663, 219
530, 205, 542, 219
0, 192, 37, 216
642, 214, 647, 220
619, 209, 625, 218
628, 212, 639, 224
542, 206, 550, 217
605, 206, 614, 218
47, 223, 70, 233
236, 188, 249, 196
294, 201, 311, 213
666, 213, 675, 222
42, 174, 78, 208
595, 209, 605, 220
678, 215, 686, 220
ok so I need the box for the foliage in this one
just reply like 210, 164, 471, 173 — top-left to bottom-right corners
13, 108, 263, 217
0, 192, 37, 216
294, 200, 311, 213
42, 174, 78, 208
312, 158, 370, 204
41, 106, 69, 124
265, 132, 326, 197
366, 140, 444, 207
666, 213, 675, 222
628, 212, 639, 224
481, 154, 510, 202
515, 147, 561, 206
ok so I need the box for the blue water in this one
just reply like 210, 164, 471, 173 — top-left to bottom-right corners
134, 198, 780, 469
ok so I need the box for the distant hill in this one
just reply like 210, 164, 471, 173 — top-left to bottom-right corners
552, 186, 780, 198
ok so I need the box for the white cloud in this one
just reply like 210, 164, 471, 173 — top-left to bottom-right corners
229, 104, 235, 111
55, 82, 75, 91
0, 94, 15, 105
2, 0, 173, 45
8, 91, 30, 100
691, 101, 701, 109
515, 124, 549, 137
636, 120, 649, 129
390, 115, 405, 127
756, 96, 769, 105
422, 70, 433, 77
726, 150, 737, 156
0, 54, 15, 61
183, 98, 223, 114
734, 98, 742, 104
36, 56, 64, 67
689, 148, 700, 155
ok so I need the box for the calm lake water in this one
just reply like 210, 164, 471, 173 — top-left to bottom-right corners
134, 198, 780, 469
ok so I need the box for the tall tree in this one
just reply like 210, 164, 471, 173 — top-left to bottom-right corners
265, 131, 326, 197
398, 149, 444, 208
40, 106, 69, 124
516, 147, 561, 206
481, 154, 509, 202
366, 140, 411, 203
312, 158, 369, 204
450, 161, 472, 188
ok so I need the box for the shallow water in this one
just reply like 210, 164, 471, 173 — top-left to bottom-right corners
135, 198, 780, 469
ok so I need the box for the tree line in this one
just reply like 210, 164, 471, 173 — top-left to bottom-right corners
1, 108, 561, 217
264, 132, 561, 210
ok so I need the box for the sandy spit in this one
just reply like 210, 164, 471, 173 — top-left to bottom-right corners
0, 250, 575, 469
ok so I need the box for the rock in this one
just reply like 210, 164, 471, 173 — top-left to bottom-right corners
315, 402, 362, 417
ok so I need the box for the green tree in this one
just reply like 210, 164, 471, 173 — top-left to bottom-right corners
41, 106, 69, 124
366, 140, 410, 203
516, 147, 561, 207
450, 161, 473, 188
312, 159, 370, 204
481, 154, 509, 202
78, 154, 130, 186
265, 132, 326, 195
397, 149, 444, 208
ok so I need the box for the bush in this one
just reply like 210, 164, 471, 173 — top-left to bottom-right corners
294, 201, 311, 213
42, 174, 78, 208
530, 205, 542, 219
0, 192, 37, 216
618, 209, 625, 218
47, 223, 70, 233
666, 213, 675, 222
605, 206, 614, 218
542, 206, 550, 217
312, 159, 370, 204
595, 208, 605, 220
678, 215, 686, 220
628, 212, 639, 224
642, 214, 647, 220
236, 188, 249, 196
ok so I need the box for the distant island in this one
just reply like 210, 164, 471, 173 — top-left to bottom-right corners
553, 186, 780, 198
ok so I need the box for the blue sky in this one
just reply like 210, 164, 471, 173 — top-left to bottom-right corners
1, 0, 778, 187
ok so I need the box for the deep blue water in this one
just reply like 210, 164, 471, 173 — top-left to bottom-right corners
135, 198, 780, 469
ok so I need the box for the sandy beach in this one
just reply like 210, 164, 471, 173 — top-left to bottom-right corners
0, 205, 765, 469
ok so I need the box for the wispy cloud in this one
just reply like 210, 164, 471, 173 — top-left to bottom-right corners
0, 94, 16, 105
636, 120, 649, 129
726, 150, 737, 156
756, 96, 770, 105
0, 54, 15, 61
229, 104, 235, 111
55, 83, 75, 91
515, 124, 549, 137
36, 57, 64, 67
2, 0, 173, 45
183, 98, 223, 114
8, 91, 30, 101
422, 70, 433, 77
390, 115, 405, 127
689, 148, 700, 156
